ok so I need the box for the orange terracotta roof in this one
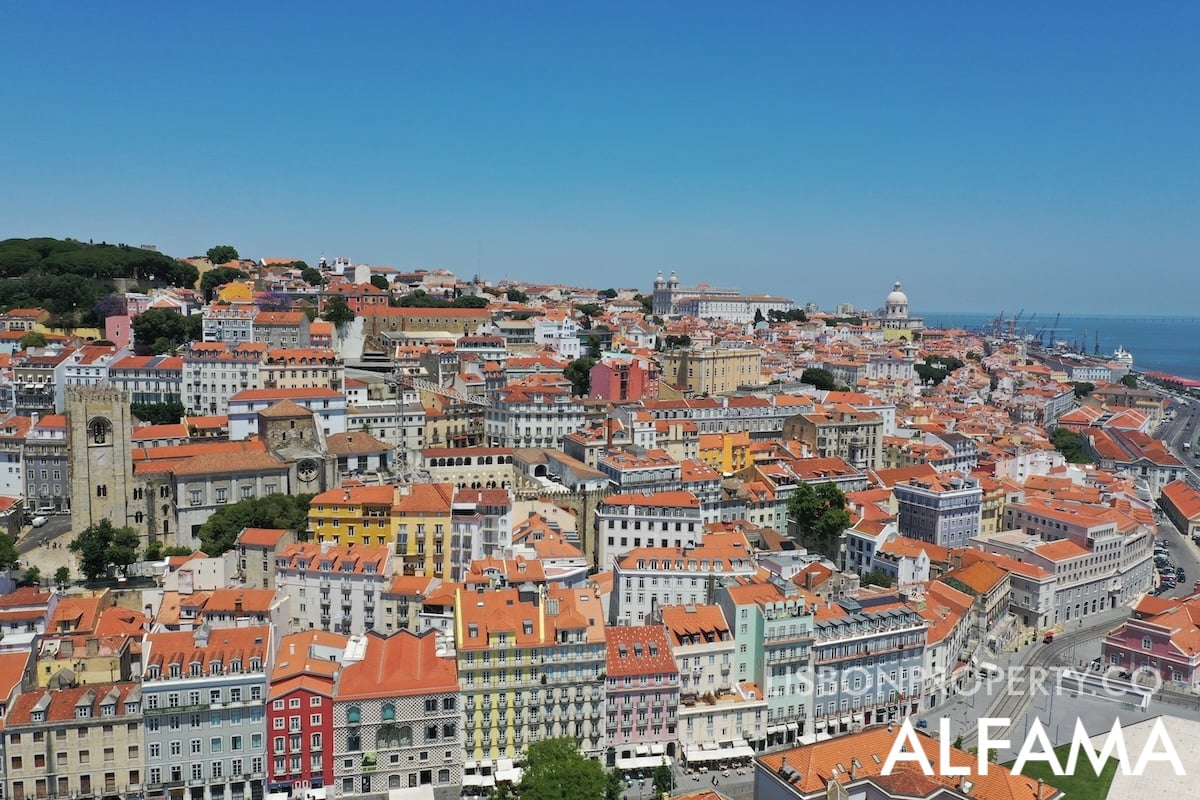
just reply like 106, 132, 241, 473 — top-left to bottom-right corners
237, 527, 292, 548
606, 625, 678, 678
757, 726, 1060, 800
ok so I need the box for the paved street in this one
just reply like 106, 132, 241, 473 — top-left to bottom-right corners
15, 514, 76, 581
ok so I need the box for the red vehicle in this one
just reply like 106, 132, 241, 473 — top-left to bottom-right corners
1043, 631, 1055, 644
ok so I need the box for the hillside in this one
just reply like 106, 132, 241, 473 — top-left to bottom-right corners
0, 237, 198, 321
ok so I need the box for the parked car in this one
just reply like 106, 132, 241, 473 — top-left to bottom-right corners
916, 718, 929, 729
1043, 631, 1055, 643
30, 516, 47, 528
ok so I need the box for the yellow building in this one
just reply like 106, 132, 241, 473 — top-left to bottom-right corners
978, 475, 1006, 537
392, 482, 456, 577
659, 347, 762, 397
309, 484, 395, 547
454, 585, 606, 762
698, 430, 752, 475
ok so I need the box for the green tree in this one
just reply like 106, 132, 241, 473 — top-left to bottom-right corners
604, 769, 624, 800
1119, 373, 1138, 388
110, 526, 141, 575
564, 356, 597, 396
753, 308, 766, 324
800, 367, 836, 391
662, 334, 691, 350
198, 493, 314, 556
505, 288, 528, 303
0, 532, 18, 570
1050, 427, 1093, 464
862, 567, 894, 588
369, 275, 390, 291
68, 520, 138, 581
451, 295, 489, 308
574, 302, 603, 319
145, 540, 164, 561
321, 295, 355, 327
652, 763, 673, 795
131, 402, 186, 425
54, 566, 71, 591
206, 245, 240, 265
201, 266, 250, 297
634, 293, 654, 315
22, 565, 41, 587
787, 481, 851, 558
517, 738, 607, 800
396, 290, 449, 308
132, 308, 194, 353
19, 331, 47, 349
1070, 381, 1095, 399
599, 288, 618, 299
163, 546, 194, 556
301, 266, 326, 286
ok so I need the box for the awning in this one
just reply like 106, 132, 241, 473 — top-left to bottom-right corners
767, 725, 784, 735
496, 759, 515, 773
815, 731, 833, 742
636, 745, 649, 756
839, 716, 852, 727
617, 756, 672, 770
480, 777, 496, 788
797, 734, 817, 746
727, 746, 756, 759
461, 776, 483, 787
649, 743, 665, 756
786, 722, 799, 732
733, 738, 750, 749
495, 767, 523, 784
464, 761, 478, 771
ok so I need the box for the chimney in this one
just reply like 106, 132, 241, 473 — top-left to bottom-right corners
234, 596, 243, 615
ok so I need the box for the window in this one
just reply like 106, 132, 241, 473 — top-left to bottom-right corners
382, 704, 395, 721
310, 713, 322, 726
347, 707, 361, 724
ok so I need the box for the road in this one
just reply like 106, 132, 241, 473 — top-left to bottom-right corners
939, 606, 1133, 749
16, 514, 72, 555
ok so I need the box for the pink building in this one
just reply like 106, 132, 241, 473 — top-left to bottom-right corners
589, 355, 659, 401
105, 315, 132, 348
1102, 594, 1200, 686
605, 625, 680, 770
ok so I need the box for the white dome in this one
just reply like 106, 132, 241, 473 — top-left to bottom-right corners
886, 281, 908, 306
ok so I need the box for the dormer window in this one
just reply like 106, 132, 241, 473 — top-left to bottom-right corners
76, 706, 91, 719
249, 658, 262, 672
31, 710, 44, 722
101, 703, 115, 717
168, 664, 181, 678
148, 666, 161, 680
230, 660, 242, 673
190, 661, 202, 677
211, 661, 223, 675
125, 702, 138, 714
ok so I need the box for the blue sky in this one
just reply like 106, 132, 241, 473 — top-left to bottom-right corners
2, 2, 1196, 314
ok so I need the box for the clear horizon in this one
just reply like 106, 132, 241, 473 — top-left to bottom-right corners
2, 2, 1196, 315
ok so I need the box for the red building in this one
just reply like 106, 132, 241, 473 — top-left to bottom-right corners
589, 355, 660, 401
267, 631, 347, 795
1102, 594, 1200, 688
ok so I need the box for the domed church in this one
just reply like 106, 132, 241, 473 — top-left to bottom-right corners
876, 281, 924, 340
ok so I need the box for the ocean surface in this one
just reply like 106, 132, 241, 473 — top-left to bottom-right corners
920, 312, 1200, 382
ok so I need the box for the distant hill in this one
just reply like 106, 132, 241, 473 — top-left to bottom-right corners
0, 237, 198, 322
